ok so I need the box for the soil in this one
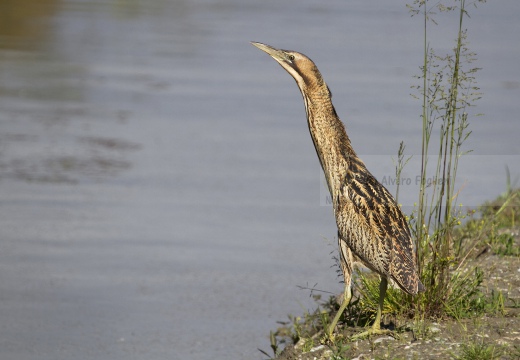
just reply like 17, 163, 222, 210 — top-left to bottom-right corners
273, 228, 520, 360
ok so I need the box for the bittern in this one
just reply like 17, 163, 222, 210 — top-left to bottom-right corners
251, 42, 425, 339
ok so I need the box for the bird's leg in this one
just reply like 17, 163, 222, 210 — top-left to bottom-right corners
327, 283, 351, 338
327, 239, 353, 339
373, 277, 387, 331
350, 277, 395, 340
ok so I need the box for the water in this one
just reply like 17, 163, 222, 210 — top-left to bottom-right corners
0, 0, 518, 359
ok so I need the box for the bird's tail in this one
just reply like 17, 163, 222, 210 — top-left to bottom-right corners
417, 279, 426, 293
391, 241, 425, 295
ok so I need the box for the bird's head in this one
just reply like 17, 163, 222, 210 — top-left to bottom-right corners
251, 42, 325, 92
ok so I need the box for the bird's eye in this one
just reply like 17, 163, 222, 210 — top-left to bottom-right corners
287, 54, 295, 61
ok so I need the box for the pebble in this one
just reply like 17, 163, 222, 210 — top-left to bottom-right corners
310, 345, 325, 353
373, 336, 395, 344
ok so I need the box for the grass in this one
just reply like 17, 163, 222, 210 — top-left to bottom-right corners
260, 295, 330, 358
455, 338, 504, 360
407, 0, 485, 320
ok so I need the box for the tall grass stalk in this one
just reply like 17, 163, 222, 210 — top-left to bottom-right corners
407, 0, 484, 317
393, 141, 412, 204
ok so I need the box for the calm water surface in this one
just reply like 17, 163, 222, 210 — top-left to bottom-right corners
0, 0, 518, 359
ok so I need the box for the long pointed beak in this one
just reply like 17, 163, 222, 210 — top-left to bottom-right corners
251, 42, 288, 63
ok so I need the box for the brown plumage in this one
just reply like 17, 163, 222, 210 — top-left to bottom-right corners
251, 42, 425, 338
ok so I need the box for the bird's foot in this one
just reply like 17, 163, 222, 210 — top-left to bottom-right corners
350, 326, 398, 341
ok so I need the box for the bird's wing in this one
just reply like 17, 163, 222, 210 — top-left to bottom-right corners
336, 157, 421, 294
